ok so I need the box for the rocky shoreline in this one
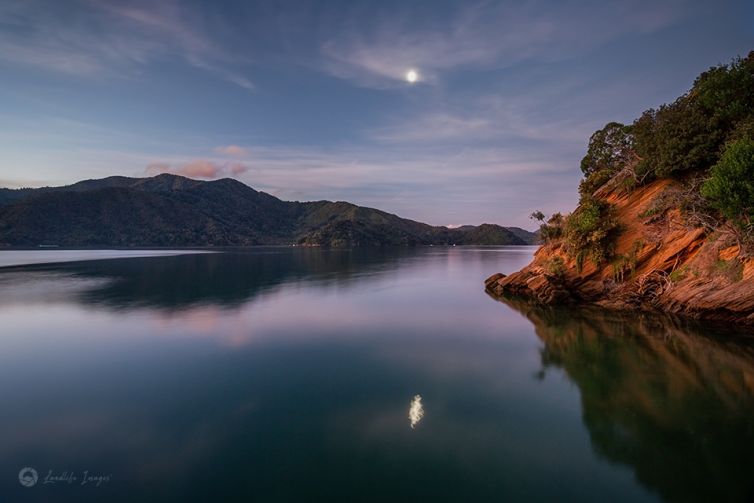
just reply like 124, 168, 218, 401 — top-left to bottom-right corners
485, 179, 754, 325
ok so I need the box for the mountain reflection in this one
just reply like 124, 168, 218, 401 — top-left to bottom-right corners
25, 248, 415, 311
500, 297, 754, 503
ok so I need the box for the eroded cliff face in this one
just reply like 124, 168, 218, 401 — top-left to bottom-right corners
486, 179, 754, 324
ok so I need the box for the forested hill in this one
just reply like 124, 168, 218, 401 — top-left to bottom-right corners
0, 174, 535, 247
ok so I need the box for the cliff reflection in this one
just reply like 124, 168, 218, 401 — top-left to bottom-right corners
501, 297, 754, 502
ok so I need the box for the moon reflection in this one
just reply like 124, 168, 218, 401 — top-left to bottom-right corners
408, 394, 424, 429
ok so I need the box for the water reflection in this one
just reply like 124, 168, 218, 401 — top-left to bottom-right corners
2, 247, 754, 501
409, 394, 425, 429
17, 248, 418, 311
499, 297, 754, 503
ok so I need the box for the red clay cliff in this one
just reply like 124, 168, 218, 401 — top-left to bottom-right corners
486, 178, 754, 325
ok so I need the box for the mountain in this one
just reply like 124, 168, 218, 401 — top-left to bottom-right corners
495, 226, 537, 245
486, 51, 754, 324
0, 174, 534, 247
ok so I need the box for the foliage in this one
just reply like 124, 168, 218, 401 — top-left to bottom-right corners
632, 97, 722, 179
637, 177, 717, 230
701, 138, 754, 239
633, 52, 754, 180
579, 122, 634, 195
545, 256, 566, 277
533, 212, 565, 243
530, 210, 545, 222
564, 196, 620, 270
669, 268, 687, 283
713, 258, 744, 282
563, 52, 754, 263
612, 240, 644, 282
577, 52, 754, 189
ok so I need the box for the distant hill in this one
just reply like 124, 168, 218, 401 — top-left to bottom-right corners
0, 174, 535, 247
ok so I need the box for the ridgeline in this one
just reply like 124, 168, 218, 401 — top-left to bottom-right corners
0, 174, 535, 247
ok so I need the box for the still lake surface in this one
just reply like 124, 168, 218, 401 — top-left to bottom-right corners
0, 246, 753, 502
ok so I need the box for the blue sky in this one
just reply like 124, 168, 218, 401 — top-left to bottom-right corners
0, 0, 751, 227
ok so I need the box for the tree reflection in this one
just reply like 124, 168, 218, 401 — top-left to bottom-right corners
500, 297, 754, 503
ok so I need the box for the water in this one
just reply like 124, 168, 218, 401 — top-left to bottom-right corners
0, 247, 752, 502
0, 249, 209, 268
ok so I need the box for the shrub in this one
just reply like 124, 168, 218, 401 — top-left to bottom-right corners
701, 137, 754, 237
612, 240, 644, 282
531, 211, 565, 243
669, 268, 687, 283
564, 196, 620, 270
540, 213, 565, 242
713, 258, 744, 282
545, 256, 566, 277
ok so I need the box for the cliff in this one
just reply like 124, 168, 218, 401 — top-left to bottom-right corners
486, 51, 754, 324
486, 178, 754, 323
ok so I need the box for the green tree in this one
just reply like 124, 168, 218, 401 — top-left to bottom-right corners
695, 52, 754, 134
632, 51, 754, 181
579, 122, 634, 195
633, 97, 722, 179
701, 137, 754, 236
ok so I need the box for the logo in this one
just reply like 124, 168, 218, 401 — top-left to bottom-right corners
18, 467, 38, 488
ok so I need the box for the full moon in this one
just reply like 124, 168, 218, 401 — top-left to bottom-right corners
405, 69, 418, 83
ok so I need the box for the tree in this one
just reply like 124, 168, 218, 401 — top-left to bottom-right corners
579, 122, 634, 195
634, 97, 721, 179
695, 51, 754, 134
701, 137, 754, 237
632, 52, 754, 181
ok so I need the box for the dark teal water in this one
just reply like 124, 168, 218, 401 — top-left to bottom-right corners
0, 247, 753, 502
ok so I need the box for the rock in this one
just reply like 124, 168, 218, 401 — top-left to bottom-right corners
484, 178, 754, 325
484, 273, 505, 289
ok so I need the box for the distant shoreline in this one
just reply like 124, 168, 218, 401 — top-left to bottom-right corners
0, 245, 538, 270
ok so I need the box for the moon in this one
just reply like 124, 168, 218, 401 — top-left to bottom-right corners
405, 69, 418, 83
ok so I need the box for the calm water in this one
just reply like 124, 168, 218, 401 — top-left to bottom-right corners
1, 247, 753, 502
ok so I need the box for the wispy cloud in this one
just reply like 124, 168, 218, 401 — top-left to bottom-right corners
0, 0, 255, 90
369, 114, 494, 143
213, 145, 250, 157
320, 0, 687, 88
366, 75, 604, 147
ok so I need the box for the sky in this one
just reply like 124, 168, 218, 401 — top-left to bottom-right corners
0, 0, 751, 228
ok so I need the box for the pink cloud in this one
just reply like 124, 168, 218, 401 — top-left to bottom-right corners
180, 160, 220, 178
146, 160, 218, 179
146, 160, 248, 179
213, 145, 249, 157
